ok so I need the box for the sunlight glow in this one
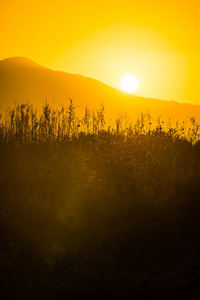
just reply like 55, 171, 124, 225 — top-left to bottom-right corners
121, 75, 139, 93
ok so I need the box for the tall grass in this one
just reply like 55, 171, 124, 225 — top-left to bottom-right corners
1, 100, 200, 144
0, 99, 200, 299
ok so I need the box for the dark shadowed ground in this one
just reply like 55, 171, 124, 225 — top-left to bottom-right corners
0, 131, 200, 299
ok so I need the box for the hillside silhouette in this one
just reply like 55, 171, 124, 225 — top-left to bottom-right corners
1, 57, 200, 123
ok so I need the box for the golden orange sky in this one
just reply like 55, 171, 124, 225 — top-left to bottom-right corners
1, 0, 200, 104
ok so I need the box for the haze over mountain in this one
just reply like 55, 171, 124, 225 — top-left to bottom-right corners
0, 57, 200, 124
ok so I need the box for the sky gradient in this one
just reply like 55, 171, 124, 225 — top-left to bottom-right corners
1, 0, 200, 103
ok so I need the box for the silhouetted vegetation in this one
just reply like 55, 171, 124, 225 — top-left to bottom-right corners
0, 101, 200, 299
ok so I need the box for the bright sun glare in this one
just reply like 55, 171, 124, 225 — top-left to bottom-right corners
121, 75, 139, 93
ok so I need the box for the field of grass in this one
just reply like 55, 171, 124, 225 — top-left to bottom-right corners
0, 102, 200, 299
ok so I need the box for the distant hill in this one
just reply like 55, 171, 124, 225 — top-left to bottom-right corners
0, 57, 200, 124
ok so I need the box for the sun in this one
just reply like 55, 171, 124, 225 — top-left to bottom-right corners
121, 75, 139, 93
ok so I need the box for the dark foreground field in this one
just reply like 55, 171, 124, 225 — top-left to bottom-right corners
0, 104, 200, 299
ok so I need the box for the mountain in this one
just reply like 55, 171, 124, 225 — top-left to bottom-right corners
0, 57, 200, 124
